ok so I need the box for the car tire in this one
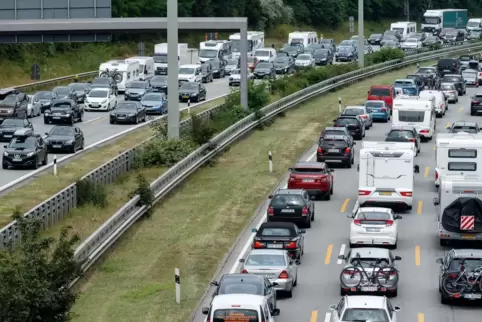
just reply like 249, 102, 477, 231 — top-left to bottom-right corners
391, 241, 397, 250
78, 113, 83, 122
33, 156, 39, 169
325, 193, 331, 201
110, 119, 115, 124
390, 289, 398, 297
69, 116, 74, 125
311, 210, 315, 221
44, 118, 49, 124
346, 161, 352, 169
293, 274, 298, 286
285, 288, 293, 298
330, 186, 334, 195
441, 294, 450, 305
340, 288, 347, 296
305, 219, 311, 228
42, 154, 47, 165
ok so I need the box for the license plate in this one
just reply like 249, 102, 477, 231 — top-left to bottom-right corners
13, 158, 21, 162
366, 228, 381, 232
464, 293, 482, 299
379, 192, 392, 196
361, 286, 377, 292
462, 234, 476, 240
267, 244, 283, 249
183, 95, 189, 98
302, 179, 315, 183
281, 209, 295, 213
53, 116, 60, 119
328, 149, 339, 152
3, 135, 11, 138
117, 116, 125, 119
53, 145, 62, 148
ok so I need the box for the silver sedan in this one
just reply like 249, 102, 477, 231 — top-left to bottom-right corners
27, 94, 41, 118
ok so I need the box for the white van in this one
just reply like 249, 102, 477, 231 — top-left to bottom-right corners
358, 141, 420, 210
391, 21, 417, 40
98, 60, 140, 93
198, 40, 232, 63
253, 47, 277, 62
392, 97, 436, 141
178, 64, 202, 84
467, 18, 482, 32
288, 31, 318, 47
125, 56, 154, 80
419, 90, 447, 117
202, 294, 279, 322
435, 132, 482, 187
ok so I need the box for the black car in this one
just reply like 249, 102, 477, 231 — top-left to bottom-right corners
319, 39, 336, 52
306, 43, 323, 54
406, 74, 425, 91
179, 82, 207, 103
0, 88, 28, 122
91, 77, 118, 95
313, 49, 333, 66
416, 66, 439, 85
44, 99, 83, 124
471, 93, 482, 115
267, 189, 314, 228
252, 222, 305, 260
441, 74, 466, 95
200, 63, 213, 83
0, 118, 33, 142
385, 125, 421, 155
52, 86, 76, 101
368, 33, 383, 45
437, 58, 461, 76
333, 116, 365, 140
447, 120, 479, 133
68, 83, 91, 103
444, 29, 465, 43
44, 125, 84, 153
273, 56, 295, 74
2, 130, 48, 169
281, 46, 301, 58
33, 91, 59, 113
317, 134, 355, 168
150, 75, 168, 94
109, 101, 146, 124
336, 46, 357, 62
208, 60, 226, 78
124, 80, 151, 101
253, 62, 276, 79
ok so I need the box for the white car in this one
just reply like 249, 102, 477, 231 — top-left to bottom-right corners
328, 295, 401, 322
348, 207, 401, 248
295, 54, 315, 68
401, 38, 422, 50
26, 94, 40, 118
84, 88, 117, 111
228, 68, 254, 86
342, 106, 373, 129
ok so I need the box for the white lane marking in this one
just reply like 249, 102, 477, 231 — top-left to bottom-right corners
324, 312, 331, 322
83, 116, 105, 124
337, 244, 346, 264
229, 149, 317, 273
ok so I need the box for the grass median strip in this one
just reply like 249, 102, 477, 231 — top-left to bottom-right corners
70, 62, 428, 322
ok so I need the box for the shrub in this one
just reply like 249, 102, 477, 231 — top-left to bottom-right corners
371, 48, 405, 64
225, 81, 270, 111
135, 138, 197, 168
429, 43, 442, 51
190, 114, 216, 145
130, 174, 154, 216
76, 178, 108, 208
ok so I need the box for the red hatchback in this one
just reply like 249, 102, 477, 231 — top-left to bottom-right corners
287, 161, 334, 200
367, 85, 395, 113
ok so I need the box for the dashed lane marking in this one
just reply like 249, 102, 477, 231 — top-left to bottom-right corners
310, 311, 318, 322
458, 107, 464, 113
83, 116, 105, 124
324, 244, 333, 265
324, 312, 330, 322
340, 198, 350, 212
424, 166, 429, 177
417, 201, 423, 215
418, 312, 424, 322
337, 244, 346, 264
415, 245, 421, 266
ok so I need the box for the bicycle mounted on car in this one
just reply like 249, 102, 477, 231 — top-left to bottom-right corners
96, 68, 122, 95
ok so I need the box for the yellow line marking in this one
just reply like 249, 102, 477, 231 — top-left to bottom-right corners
417, 201, 423, 215
310, 311, 318, 322
418, 312, 424, 322
340, 198, 350, 212
325, 244, 333, 265
445, 122, 451, 128
433, 145, 436, 151
424, 166, 429, 177
458, 107, 464, 113
415, 245, 421, 266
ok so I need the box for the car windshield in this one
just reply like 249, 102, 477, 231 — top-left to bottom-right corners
259, 227, 292, 236
179, 67, 195, 74
449, 258, 482, 271
297, 55, 310, 60
406, 38, 417, 43
274, 57, 289, 64
320, 40, 332, 44
117, 103, 137, 110
339, 47, 353, 53
452, 126, 477, 133
35, 92, 54, 99
417, 68, 435, 74
463, 70, 477, 75
52, 102, 72, 108
256, 63, 270, 69
284, 47, 298, 53
218, 276, 261, 295
254, 50, 270, 57
342, 308, 390, 321
88, 90, 108, 98
246, 254, 286, 266
271, 194, 304, 206
339, 40, 352, 46
180, 83, 197, 90
313, 50, 328, 57
397, 110, 424, 122
441, 84, 455, 90
387, 130, 415, 139
226, 59, 238, 66
344, 108, 363, 115
365, 101, 384, 108
370, 34, 382, 38
460, 56, 472, 61
8, 136, 36, 149
322, 139, 347, 148
1, 119, 24, 127
49, 127, 74, 136
153, 55, 167, 63
369, 88, 390, 96
152, 76, 167, 83
54, 87, 70, 94
142, 93, 162, 101
127, 82, 145, 89
336, 118, 357, 125
442, 76, 461, 82
213, 309, 258, 322
69, 84, 87, 90
231, 69, 241, 75
199, 49, 218, 58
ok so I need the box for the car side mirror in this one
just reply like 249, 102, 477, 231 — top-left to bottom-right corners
3, 145, 6, 148
395, 215, 402, 220
239, 258, 245, 263
436, 258, 443, 264
268, 195, 273, 199
394, 256, 402, 260
328, 304, 337, 311
433, 197, 440, 206
338, 254, 346, 260
202, 307, 209, 315
45, 132, 48, 135
300, 229, 306, 234
210, 281, 218, 286
414, 165, 420, 173
353, 142, 356, 145
295, 259, 301, 265
394, 306, 401, 312
272, 308, 280, 316
288, 167, 293, 172
251, 228, 257, 233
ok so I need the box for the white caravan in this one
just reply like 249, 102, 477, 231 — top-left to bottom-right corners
198, 40, 232, 63
98, 60, 140, 92
435, 132, 482, 187
392, 96, 436, 141
229, 31, 265, 58
434, 175, 482, 246
153, 43, 188, 75
391, 21, 417, 40
125, 56, 154, 80
358, 141, 419, 210
288, 31, 318, 47
419, 89, 447, 117
467, 18, 482, 32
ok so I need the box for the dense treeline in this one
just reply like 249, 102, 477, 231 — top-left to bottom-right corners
112, 0, 482, 30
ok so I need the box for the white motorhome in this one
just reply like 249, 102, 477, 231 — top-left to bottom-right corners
392, 96, 436, 141
153, 43, 188, 75
434, 175, 482, 246
198, 40, 232, 63
419, 89, 447, 117
98, 60, 140, 92
358, 141, 419, 210
288, 31, 318, 47
229, 31, 265, 58
434, 132, 482, 187
125, 56, 154, 80
391, 21, 417, 40
467, 18, 482, 32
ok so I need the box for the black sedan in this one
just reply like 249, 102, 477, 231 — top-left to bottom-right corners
313, 49, 333, 65
178, 82, 207, 102
267, 189, 314, 228
252, 222, 305, 260
109, 101, 147, 124
44, 99, 83, 124
273, 56, 295, 74
33, 91, 58, 113
53, 86, 76, 101
368, 33, 383, 45
44, 125, 84, 153
2, 132, 48, 169
150, 75, 168, 94
0, 118, 33, 142
68, 83, 91, 103
253, 62, 276, 79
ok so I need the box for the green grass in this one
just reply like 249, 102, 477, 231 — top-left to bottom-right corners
69, 61, 430, 322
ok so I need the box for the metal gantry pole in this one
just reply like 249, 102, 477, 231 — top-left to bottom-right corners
357, 0, 365, 68
239, 26, 248, 109
167, 0, 180, 139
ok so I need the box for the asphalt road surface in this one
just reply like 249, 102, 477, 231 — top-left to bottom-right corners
192, 75, 482, 322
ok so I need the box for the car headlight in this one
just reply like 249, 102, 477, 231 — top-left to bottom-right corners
102, 100, 107, 104
3, 152, 7, 156
65, 140, 74, 144
45, 110, 50, 115
110, 112, 115, 116
127, 113, 135, 116
65, 113, 70, 117
26, 152, 34, 157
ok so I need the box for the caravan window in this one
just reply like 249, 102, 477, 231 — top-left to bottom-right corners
448, 162, 477, 171
397, 110, 424, 122
448, 149, 477, 158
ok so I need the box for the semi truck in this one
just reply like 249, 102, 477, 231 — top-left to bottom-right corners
421, 9, 468, 35
153, 43, 189, 75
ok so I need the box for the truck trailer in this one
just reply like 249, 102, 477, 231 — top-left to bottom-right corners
422, 9, 468, 35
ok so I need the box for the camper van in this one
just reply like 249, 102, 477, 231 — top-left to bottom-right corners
391, 22, 417, 40
435, 132, 482, 187
419, 90, 447, 117
229, 31, 265, 58
125, 56, 154, 80
467, 18, 482, 32
288, 31, 318, 47
434, 175, 482, 246
98, 60, 140, 93
198, 40, 232, 63
358, 141, 419, 210
392, 96, 436, 141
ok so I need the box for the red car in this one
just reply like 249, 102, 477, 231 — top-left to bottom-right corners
287, 161, 334, 200
367, 85, 395, 113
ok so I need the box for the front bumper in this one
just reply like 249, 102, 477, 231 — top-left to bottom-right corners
3, 155, 37, 167
46, 142, 74, 152
110, 115, 137, 123
179, 95, 198, 102
84, 102, 109, 111
44, 114, 72, 123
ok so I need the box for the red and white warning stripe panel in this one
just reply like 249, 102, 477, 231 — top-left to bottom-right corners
461, 216, 475, 231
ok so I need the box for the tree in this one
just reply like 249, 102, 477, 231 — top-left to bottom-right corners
0, 209, 82, 322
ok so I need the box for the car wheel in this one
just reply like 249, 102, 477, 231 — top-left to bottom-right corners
110, 119, 115, 124
441, 294, 450, 305
305, 219, 311, 228
330, 185, 334, 195
390, 289, 398, 297
42, 153, 47, 165
285, 288, 293, 298
2, 163, 7, 169
325, 192, 331, 201
78, 112, 83, 122
346, 160, 352, 169
293, 274, 298, 286
33, 156, 39, 169
340, 288, 347, 296
69, 116, 74, 125
44, 118, 49, 124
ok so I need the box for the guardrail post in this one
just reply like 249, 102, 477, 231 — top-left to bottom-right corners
268, 151, 273, 173
53, 155, 57, 176
187, 99, 191, 115
175, 268, 181, 304
338, 97, 342, 113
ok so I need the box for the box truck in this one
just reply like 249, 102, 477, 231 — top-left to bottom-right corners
153, 43, 189, 75
421, 9, 468, 35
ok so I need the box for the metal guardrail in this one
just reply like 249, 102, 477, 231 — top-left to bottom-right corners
71, 41, 482, 279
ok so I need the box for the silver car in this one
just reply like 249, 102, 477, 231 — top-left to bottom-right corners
240, 249, 298, 298
462, 68, 479, 86
26, 94, 40, 118
342, 106, 373, 129
228, 68, 254, 86
440, 82, 459, 103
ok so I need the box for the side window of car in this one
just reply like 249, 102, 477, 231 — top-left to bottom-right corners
263, 303, 271, 319
336, 297, 345, 316
386, 300, 394, 318
260, 305, 266, 321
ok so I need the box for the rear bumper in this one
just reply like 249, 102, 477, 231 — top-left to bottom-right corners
371, 113, 389, 120
287, 182, 330, 194
350, 235, 397, 246
471, 106, 482, 114
359, 196, 413, 208
342, 283, 397, 295
317, 155, 350, 164
268, 215, 310, 227
438, 226, 482, 242
271, 278, 294, 292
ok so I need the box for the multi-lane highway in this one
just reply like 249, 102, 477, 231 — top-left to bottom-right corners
192, 73, 482, 321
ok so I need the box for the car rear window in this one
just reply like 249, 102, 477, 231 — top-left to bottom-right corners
259, 227, 292, 236
369, 88, 390, 96
356, 211, 391, 222
322, 140, 348, 148
344, 109, 364, 115
441, 85, 455, 90
365, 101, 384, 108
246, 254, 286, 266
213, 309, 259, 322
336, 118, 357, 125
218, 277, 261, 295
451, 126, 477, 133
349, 257, 390, 268
449, 258, 482, 271
442, 76, 461, 82
292, 167, 326, 174
271, 194, 304, 206
323, 129, 345, 136
342, 308, 389, 322
397, 110, 424, 122
387, 130, 415, 139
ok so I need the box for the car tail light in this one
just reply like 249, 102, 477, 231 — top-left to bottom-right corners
409, 138, 415, 142
267, 206, 274, 215
344, 147, 351, 154
400, 191, 412, 197
420, 129, 429, 134
289, 176, 297, 182
285, 241, 297, 249
440, 103, 444, 109
435, 170, 439, 181
381, 108, 386, 112
254, 241, 265, 248
473, 100, 480, 104
241, 269, 249, 273
389, 270, 397, 276
317, 147, 323, 154
450, 90, 456, 94
449, 273, 457, 279
278, 270, 289, 279
359, 190, 371, 196
353, 219, 361, 226
361, 115, 367, 119
302, 207, 309, 216
385, 220, 394, 226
